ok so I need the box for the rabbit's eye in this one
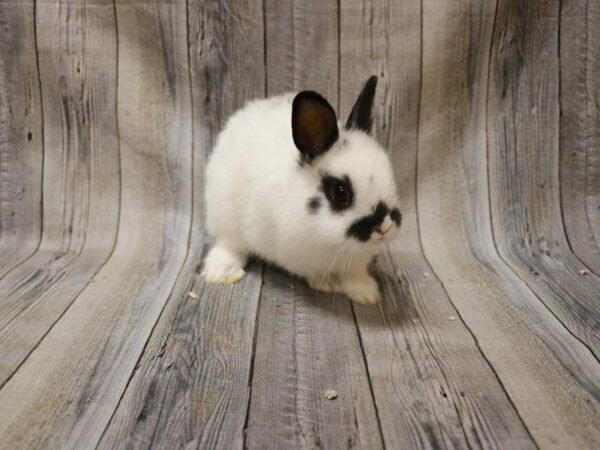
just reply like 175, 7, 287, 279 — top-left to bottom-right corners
322, 174, 354, 211
332, 183, 349, 204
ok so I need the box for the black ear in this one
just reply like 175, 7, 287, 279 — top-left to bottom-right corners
345, 75, 378, 134
292, 91, 339, 163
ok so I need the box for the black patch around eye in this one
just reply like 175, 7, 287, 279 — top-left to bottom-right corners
346, 201, 389, 242
321, 174, 354, 211
390, 208, 402, 226
308, 196, 321, 213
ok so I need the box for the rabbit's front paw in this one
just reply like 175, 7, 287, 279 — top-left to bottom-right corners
201, 243, 247, 285
341, 274, 381, 305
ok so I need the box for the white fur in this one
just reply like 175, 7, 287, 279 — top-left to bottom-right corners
202, 93, 400, 304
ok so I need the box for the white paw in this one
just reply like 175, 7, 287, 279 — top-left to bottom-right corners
201, 245, 246, 285
342, 275, 381, 305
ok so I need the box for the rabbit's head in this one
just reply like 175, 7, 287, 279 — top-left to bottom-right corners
292, 76, 401, 251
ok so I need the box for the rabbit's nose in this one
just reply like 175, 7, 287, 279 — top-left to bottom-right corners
375, 217, 394, 236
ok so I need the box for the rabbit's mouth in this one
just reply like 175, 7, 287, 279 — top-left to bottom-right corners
374, 223, 393, 238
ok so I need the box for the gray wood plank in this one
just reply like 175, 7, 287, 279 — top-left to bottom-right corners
98, 264, 263, 450
0, 1, 598, 449
417, 0, 600, 448
560, 0, 600, 274
264, 0, 339, 98
0, 1, 192, 448
373, 245, 535, 450
487, 0, 600, 360
0, 1, 43, 277
246, 1, 383, 448
340, 1, 535, 448
98, 0, 265, 447
0, 0, 120, 387
246, 270, 383, 450
418, 0, 600, 448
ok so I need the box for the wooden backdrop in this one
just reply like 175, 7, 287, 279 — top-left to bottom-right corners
0, 0, 599, 449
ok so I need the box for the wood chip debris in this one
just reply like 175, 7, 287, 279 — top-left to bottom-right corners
324, 390, 338, 400
422, 272, 430, 277
448, 315, 457, 321
578, 269, 590, 275
187, 291, 199, 299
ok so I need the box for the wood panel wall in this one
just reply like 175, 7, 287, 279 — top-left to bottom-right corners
0, 0, 598, 449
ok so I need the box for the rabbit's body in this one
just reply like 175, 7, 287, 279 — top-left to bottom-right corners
203, 77, 401, 304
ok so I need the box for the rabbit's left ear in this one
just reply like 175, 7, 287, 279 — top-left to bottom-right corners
292, 91, 339, 163
345, 75, 378, 134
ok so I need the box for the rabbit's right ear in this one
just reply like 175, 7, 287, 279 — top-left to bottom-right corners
292, 91, 339, 163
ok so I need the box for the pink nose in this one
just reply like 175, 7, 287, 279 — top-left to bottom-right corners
374, 227, 386, 236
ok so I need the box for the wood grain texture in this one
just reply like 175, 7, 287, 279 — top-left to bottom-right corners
246, 2, 384, 448
246, 270, 383, 449
340, 1, 535, 448
98, 265, 263, 450
0, 1, 192, 447
0, 0, 120, 387
264, 0, 339, 98
0, 0, 598, 449
368, 246, 535, 450
560, 0, 600, 274
487, 0, 600, 360
98, 0, 265, 447
0, 1, 42, 276
418, 0, 600, 448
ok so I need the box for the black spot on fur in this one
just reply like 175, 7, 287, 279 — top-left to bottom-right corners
308, 196, 321, 213
390, 208, 402, 226
347, 201, 389, 242
321, 174, 354, 211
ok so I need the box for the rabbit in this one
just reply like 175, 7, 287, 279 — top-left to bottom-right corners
201, 76, 401, 305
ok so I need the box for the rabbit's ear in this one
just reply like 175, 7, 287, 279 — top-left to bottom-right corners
292, 91, 339, 163
345, 75, 378, 134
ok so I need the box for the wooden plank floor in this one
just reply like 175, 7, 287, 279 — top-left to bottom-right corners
0, 0, 598, 449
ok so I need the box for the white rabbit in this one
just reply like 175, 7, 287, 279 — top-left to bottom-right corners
202, 76, 401, 305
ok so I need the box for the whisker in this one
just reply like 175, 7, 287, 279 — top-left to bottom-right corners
318, 253, 340, 294
417, 209, 444, 218
317, 241, 349, 294
397, 208, 445, 219
340, 249, 356, 285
